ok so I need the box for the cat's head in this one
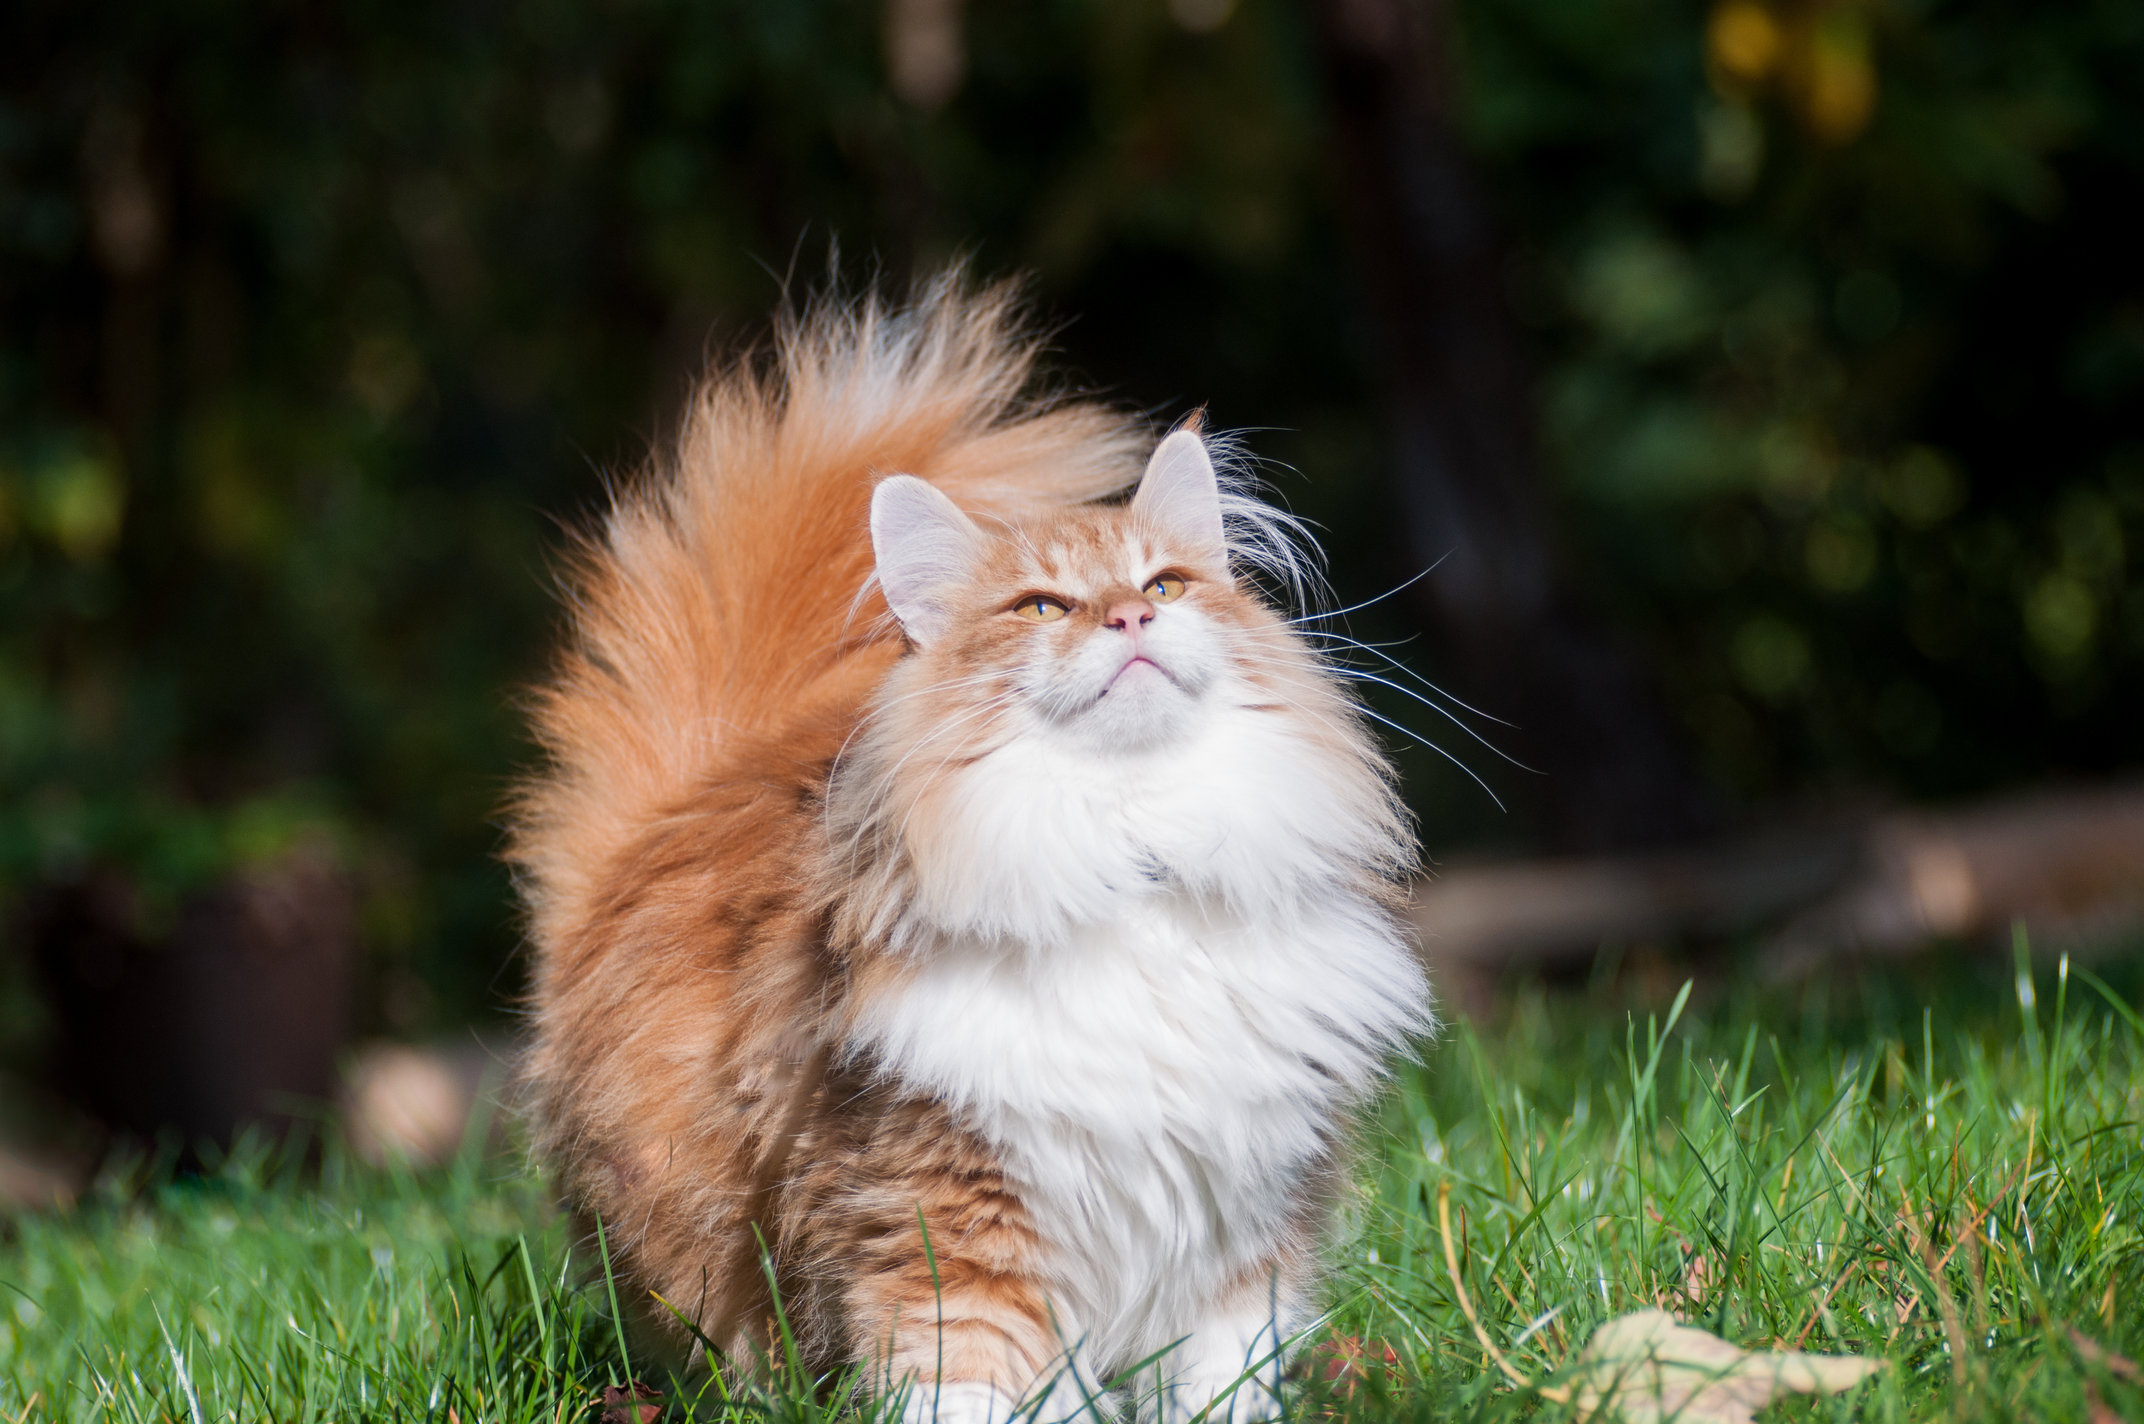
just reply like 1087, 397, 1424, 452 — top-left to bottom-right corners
868, 428, 1276, 755
844, 427, 1407, 938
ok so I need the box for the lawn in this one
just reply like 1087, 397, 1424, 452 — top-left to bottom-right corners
4, 942, 2140, 1423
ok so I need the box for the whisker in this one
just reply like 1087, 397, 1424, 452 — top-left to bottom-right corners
1328, 668, 1537, 774
1349, 702, 1508, 813
846, 691, 1023, 820
1219, 648, 1510, 812
830, 670, 1020, 774
1294, 632, 1518, 730
877, 697, 1026, 853
1283, 552, 1450, 627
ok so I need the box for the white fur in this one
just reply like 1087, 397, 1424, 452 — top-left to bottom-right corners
900, 1380, 1020, 1424
1150, 1290, 1288, 1424
848, 433, 1433, 1420
900, 693, 1397, 938
895, 1350, 1106, 1424
847, 706, 1430, 1415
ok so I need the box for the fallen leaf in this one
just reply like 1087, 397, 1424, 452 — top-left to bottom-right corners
600, 1380, 663, 1424
1564, 1309, 1882, 1423
1308, 1333, 1401, 1394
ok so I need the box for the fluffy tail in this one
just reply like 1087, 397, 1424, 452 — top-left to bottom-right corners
508, 277, 1144, 953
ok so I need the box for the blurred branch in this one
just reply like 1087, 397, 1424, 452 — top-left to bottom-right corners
1413, 781, 2144, 993
1306, 0, 1715, 850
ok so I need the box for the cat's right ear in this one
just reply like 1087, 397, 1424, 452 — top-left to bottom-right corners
871, 476, 984, 647
1130, 429, 1226, 565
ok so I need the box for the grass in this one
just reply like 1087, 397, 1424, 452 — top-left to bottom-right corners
3, 940, 2140, 1422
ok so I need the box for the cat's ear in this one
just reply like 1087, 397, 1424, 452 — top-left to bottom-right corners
1130, 428, 1226, 564
871, 475, 984, 646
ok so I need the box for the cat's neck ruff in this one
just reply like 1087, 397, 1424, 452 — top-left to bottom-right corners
881, 687, 1398, 949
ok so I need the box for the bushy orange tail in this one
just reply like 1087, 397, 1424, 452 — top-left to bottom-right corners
508, 278, 1144, 956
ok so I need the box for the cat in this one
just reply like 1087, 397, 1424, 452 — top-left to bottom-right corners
509, 276, 1433, 1424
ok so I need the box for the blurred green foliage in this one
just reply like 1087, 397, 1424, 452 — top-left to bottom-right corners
1459, 0, 2144, 803
2, 0, 2140, 1035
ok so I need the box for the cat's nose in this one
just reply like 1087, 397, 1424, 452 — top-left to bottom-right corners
1105, 598, 1156, 633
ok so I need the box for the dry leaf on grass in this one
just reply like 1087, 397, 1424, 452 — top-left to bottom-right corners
1564, 1309, 1883, 1423
1306, 1333, 1402, 1401
598, 1380, 663, 1424
1432, 1185, 1881, 1421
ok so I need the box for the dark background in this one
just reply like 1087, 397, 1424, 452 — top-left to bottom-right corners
3, 0, 2140, 1132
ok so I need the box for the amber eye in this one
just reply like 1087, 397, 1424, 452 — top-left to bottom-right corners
1013, 595, 1070, 622
1144, 574, 1186, 603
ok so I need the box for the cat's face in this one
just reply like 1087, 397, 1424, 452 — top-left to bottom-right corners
871, 431, 1262, 754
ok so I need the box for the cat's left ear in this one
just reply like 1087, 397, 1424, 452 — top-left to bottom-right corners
872, 475, 984, 647
1130, 429, 1226, 564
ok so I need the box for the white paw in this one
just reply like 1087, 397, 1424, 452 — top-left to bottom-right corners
1155, 1371, 1281, 1424
1152, 1326, 1289, 1424
900, 1380, 1022, 1424
1022, 1355, 1117, 1424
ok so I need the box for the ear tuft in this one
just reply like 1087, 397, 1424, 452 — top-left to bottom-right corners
871, 476, 984, 646
1130, 428, 1226, 563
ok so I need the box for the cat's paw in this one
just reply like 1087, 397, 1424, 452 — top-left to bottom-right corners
1021, 1358, 1118, 1424
900, 1381, 1023, 1424
1154, 1373, 1281, 1424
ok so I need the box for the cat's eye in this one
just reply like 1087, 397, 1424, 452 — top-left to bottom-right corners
1013, 595, 1070, 622
1144, 574, 1187, 603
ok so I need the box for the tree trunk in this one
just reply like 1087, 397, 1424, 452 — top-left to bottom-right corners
26, 847, 356, 1157
1307, 0, 1713, 851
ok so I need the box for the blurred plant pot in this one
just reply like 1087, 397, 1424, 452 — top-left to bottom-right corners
25, 844, 355, 1155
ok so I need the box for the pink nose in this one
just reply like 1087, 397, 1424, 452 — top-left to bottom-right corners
1105, 599, 1156, 632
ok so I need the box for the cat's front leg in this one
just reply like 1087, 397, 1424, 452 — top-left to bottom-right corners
825, 1111, 1111, 1424
884, 1323, 1109, 1424
1019, 1333, 1115, 1424
1150, 1280, 1301, 1424
899, 1380, 1023, 1424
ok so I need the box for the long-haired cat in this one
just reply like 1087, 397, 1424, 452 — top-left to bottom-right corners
510, 277, 1433, 1424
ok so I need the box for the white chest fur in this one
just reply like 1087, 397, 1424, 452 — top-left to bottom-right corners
846, 887, 1424, 1369
836, 693, 1432, 1378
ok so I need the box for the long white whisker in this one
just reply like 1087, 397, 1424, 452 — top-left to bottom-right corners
1297, 633, 1518, 730
1349, 702, 1507, 813
1234, 638, 1525, 760
1284, 553, 1450, 627
1329, 668, 1537, 773
859, 702, 1014, 808
1218, 648, 1508, 812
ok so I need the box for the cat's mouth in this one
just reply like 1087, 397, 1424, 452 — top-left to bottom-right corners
1103, 654, 1173, 693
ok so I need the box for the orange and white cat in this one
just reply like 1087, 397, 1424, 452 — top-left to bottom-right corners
511, 278, 1432, 1424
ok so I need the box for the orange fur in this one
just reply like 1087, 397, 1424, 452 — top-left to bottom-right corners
511, 279, 1424, 1419
508, 280, 1147, 1376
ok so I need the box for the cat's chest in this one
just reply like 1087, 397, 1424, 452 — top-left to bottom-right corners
848, 888, 1424, 1348
855, 898, 1339, 1136
849, 890, 1410, 1239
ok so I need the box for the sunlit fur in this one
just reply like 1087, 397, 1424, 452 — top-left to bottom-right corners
511, 279, 1433, 1424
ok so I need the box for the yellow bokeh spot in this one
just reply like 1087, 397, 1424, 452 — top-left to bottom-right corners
1798, 12, 1877, 144
1709, 1, 1783, 87
2025, 573, 2096, 664
36, 447, 127, 562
